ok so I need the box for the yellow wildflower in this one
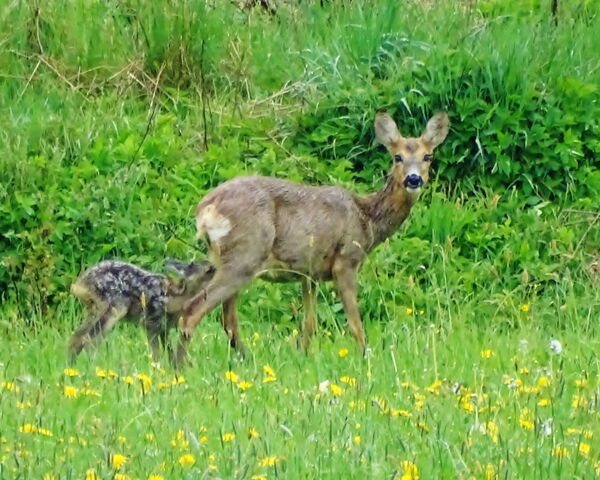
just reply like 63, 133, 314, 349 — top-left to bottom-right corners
178, 454, 195, 467
114, 475, 132, 480
251, 476, 267, 480
480, 349, 494, 359
225, 371, 239, 383
537, 376, 550, 388
520, 304, 529, 312
338, 348, 349, 358
259, 456, 280, 467
427, 380, 443, 393
63, 386, 78, 398
537, 398, 551, 407
63, 368, 79, 377
330, 383, 344, 396
391, 409, 413, 418
85, 469, 99, 480
1, 382, 20, 392
148, 475, 164, 480
238, 381, 253, 390
222, 433, 235, 442
122, 376, 134, 384
485, 463, 497, 480
340, 376, 357, 387
354, 435, 361, 444
575, 378, 588, 388
248, 428, 260, 439
263, 365, 277, 383
111, 453, 128, 470
579, 442, 591, 457
400, 460, 419, 480
136, 373, 152, 393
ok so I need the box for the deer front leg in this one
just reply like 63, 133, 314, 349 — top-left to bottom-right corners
222, 294, 246, 356
332, 259, 366, 354
174, 265, 257, 367
145, 316, 170, 362
300, 278, 317, 350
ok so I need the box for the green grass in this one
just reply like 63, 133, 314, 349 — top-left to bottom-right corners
1, 0, 599, 478
1, 292, 599, 479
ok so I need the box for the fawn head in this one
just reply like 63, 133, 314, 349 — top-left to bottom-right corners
165, 259, 215, 295
375, 111, 449, 193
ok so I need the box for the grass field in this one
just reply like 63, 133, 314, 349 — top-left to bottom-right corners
1, 0, 599, 478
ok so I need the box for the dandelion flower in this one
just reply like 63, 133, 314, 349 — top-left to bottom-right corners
85, 469, 99, 480
63, 368, 79, 377
579, 442, 591, 457
111, 453, 128, 470
238, 381, 253, 390
340, 376, 357, 387
178, 454, 196, 467
222, 433, 235, 442
251, 476, 267, 480
400, 460, 419, 480
330, 383, 344, 396
520, 304, 529, 312
263, 365, 277, 383
338, 348, 349, 358
225, 371, 239, 383
148, 475, 164, 480
63, 386, 78, 398
259, 456, 280, 467
537, 376, 550, 388
353, 435, 361, 444
480, 349, 494, 359
248, 428, 260, 439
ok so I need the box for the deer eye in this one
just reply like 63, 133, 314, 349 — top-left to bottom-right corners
394, 154, 403, 163
423, 154, 433, 162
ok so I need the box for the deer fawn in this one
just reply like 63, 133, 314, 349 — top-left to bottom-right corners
69, 259, 215, 362
176, 111, 449, 363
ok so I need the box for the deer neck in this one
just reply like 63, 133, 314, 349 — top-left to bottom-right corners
358, 176, 419, 249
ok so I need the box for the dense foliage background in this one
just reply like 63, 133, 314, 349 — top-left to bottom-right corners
0, 0, 598, 328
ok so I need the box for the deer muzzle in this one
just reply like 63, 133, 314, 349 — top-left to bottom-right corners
404, 174, 423, 189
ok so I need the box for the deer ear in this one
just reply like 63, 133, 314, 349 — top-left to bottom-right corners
422, 112, 449, 149
164, 258, 187, 277
375, 111, 402, 153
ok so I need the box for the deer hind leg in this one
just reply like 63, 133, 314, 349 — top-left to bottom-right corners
332, 259, 366, 354
300, 278, 318, 351
222, 294, 245, 356
68, 301, 128, 362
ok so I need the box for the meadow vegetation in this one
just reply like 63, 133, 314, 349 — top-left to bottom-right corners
0, 0, 599, 478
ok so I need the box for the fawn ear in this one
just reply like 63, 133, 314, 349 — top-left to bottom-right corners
164, 258, 188, 277
422, 112, 449, 149
375, 111, 403, 153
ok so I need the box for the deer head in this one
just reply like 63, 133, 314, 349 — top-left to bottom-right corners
375, 111, 450, 195
165, 259, 215, 296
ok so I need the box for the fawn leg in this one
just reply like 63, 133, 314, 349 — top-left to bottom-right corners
332, 259, 366, 354
145, 315, 170, 361
300, 278, 318, 350
68, 302, 128, 361
222, 294, 246, 355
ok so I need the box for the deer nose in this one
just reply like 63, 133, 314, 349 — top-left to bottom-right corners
404, 174, 423, 189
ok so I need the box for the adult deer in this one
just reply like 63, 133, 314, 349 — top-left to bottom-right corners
176, 111, 449, 363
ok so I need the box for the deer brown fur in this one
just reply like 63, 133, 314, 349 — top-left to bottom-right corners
176, 111, 450, 363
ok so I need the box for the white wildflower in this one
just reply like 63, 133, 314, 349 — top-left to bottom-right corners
549, 339, 562, 355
